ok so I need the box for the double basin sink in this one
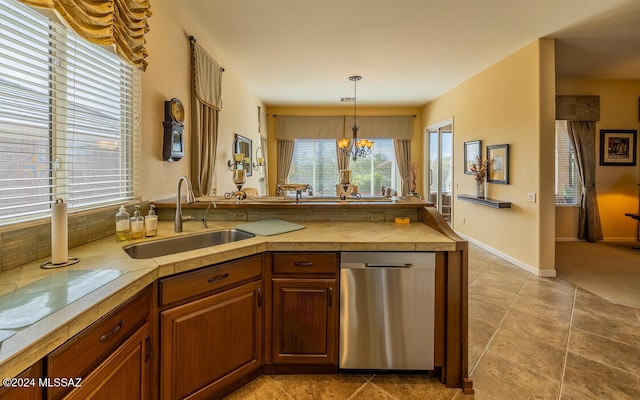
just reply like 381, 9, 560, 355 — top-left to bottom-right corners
122, 229, 255, 259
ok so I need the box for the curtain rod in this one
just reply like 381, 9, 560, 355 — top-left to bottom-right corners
189, 35, 225, 71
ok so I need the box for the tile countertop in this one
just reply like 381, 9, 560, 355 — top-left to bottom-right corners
0, 219, 455, 379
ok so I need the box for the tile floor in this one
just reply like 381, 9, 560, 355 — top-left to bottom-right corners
224, 245, 640, 399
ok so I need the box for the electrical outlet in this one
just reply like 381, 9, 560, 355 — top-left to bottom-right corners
527, 193, 537, 203
232, 212, 247, 221
370, 213, 385, 222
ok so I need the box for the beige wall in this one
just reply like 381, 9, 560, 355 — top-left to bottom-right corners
422, 39, 557, 276
265, 107, 423, 196
555, 79, 640, 240
141, 1, 266, 202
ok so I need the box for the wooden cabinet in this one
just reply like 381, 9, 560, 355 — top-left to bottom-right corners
63, 323, 151, 400
270, 252, 338, 365
0, 362, 43, 400
159, 255, 263, 400
46, 284, 153, 400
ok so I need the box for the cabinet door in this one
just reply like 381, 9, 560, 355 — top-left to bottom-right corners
0, 362, 43, 400
63, 322, 151, 400
160, 280, 263, 400
272, 278, 337, 364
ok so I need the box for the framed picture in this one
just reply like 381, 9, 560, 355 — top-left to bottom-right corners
599, 129, 637, 166
487, 144, 509, 184
464, 140, 481, 175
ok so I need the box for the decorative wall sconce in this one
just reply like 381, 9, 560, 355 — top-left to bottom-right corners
225, 153, 247, 200
252, 146, 266, 171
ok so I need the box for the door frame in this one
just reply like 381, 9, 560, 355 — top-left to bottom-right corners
425, 117, 454, 221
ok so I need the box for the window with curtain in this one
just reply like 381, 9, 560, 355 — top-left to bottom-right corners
287, 139, 398, 196
555, 120, 582, 205
0, 0, 140, 225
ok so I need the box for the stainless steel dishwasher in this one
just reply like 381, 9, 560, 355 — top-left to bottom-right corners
339, 251, 435, 370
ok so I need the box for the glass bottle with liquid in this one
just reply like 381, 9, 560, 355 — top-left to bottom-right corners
145, 204, 158, 237
130, 205, 145, 239
115, 205, 131, 241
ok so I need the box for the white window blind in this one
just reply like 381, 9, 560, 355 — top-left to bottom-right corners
0, 0, 141, 225
287, 139, 398, 196
555, 120, 582, 205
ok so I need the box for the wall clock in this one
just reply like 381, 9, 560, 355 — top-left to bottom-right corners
163, 98, 185, 162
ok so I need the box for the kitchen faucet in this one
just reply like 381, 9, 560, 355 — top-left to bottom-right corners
175, 175, 196, 232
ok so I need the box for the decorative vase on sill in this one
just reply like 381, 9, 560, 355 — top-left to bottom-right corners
476, 180, 485, 199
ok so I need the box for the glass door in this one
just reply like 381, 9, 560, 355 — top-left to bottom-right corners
426, 121, 453, 221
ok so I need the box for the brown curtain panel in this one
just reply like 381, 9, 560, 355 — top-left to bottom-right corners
393, 139, 411, 195
567, 121, 603, 242
277, 139, 295, 186
19, 0, 152, 70
191, 40, 223, 196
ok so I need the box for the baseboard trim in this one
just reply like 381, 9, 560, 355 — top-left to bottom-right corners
456, 232, 557, 278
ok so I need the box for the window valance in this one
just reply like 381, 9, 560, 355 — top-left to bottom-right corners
556, 95, 600, 121
276, 115, 413, 140
18, 0, 152, 70
191, 39, 224, 110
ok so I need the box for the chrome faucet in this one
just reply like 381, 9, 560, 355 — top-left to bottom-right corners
175, 175, 196, 232
201, 200, 217, 229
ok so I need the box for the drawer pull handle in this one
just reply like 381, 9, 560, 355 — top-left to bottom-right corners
100, 319, 124, 342
294, 261, 313, 267
257, 288, 262, 307
208, 273, 230, 283
328, 287, 333, 306
145, 335, 151, 361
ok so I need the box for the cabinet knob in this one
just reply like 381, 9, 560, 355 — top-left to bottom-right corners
257, 288, 262, 307
328, 287, 333, 306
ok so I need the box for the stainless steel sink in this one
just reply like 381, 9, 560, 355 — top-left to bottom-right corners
122, 229, 255, 259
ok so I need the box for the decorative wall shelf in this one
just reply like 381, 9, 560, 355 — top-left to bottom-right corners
457, 194, 511, 208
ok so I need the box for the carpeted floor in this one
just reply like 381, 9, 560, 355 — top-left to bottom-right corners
556, 240, 640, 309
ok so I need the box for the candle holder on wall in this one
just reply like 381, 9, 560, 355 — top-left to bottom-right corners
225, 153, 247, 200
252, 146, 266, 171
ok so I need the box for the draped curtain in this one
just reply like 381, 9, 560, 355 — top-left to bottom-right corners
393, 140, 411, 195
277, 139, 295, 188
191, 40, 223, 196
259, 135, 268, 196
19, 0, 152, 70
567, 121, 603, 242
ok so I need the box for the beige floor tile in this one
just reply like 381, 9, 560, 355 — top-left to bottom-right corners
468, 293, 512, 326
572, 309, 640, 348
487, 323, 567, 380
468, 316, 500, 350
574, 288, 640, 325
470, 270, 527, 294
370, 374, 460, 400
273, 374, 367, 400
568, 328, 640, 376
224, 376, 293, 400
561, 352, 640, 400
517, 277, 576, 306
509, 290, 574, 324
471, 351, 561, 400
453, 387, 498, 400
499, 307, 570, 349
348, 382, 398, 400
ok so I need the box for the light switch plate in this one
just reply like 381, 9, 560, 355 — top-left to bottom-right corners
527, 193, 536, 203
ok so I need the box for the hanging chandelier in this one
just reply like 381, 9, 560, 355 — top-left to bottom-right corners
337, 75, 373, 161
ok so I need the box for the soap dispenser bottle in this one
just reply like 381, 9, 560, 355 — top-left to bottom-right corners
130, 205, 145, 239
145, 204, 158, 237
115, 205, 131, 241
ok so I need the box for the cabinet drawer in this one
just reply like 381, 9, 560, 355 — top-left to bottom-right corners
273, 252, 338, 275
47, 285, 151, 400
159, 254, 262, 306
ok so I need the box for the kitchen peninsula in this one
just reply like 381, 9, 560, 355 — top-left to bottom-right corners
0, 200, 471, 399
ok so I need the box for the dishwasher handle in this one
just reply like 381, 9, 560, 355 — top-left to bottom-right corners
364, 263, 412, 268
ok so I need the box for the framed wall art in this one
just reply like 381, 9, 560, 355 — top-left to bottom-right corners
599, 129, 637, 166
464, 140, 481, 175
487, 144, 509, 184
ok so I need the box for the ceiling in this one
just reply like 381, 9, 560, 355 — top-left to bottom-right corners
183, 0, 640, 107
